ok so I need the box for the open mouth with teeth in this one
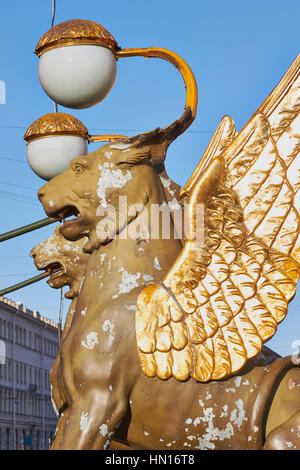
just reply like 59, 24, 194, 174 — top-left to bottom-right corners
48, 204, 84, 239
44, 261, 67, 288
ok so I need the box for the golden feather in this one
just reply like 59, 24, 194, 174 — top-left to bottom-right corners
136, 54, 300, 382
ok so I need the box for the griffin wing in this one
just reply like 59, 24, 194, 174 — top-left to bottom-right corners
136, 54, 300, 382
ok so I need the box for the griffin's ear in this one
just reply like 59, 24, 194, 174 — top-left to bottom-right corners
110, 142, 152, 166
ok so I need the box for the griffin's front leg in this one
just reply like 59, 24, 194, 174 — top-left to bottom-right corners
51, 409, 69, 449
56, 389, 128, 450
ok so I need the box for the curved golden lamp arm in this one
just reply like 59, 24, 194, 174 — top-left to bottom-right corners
116, 47, 198, 121
88, 134, 127, 143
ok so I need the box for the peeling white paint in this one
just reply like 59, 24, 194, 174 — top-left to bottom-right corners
97, 163, 132, 208
81, 307, 87, 316
100, 253, 107, 264
195, 422, 234, 450
109, 142, 131, 150
230, 399, 247, 430
193, 417, 201, 427
234, 376, 242, 387
154, 257, 162, 270
81, 332, 98, 350
104, 151, 112, 159
80, 411, 89, 431
220, 405, 229, 418
125, 305, 137, 311
102, 319, 115, 336
99, 424, 109, 436
114, 268, 141, 298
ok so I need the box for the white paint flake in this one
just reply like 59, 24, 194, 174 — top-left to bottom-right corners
80, 411, 89, 431
234, 376, 242, 387
230, 399, 247, 429
125, 305, 137, 311
114, 268, 141, 298
143, 274, 153, 282
81, 307, 87, 316
99, 424, 108, 436
102, 319, 115, 336
195, 422, 234, 450
104, 151, 112, 159
97, 163, 132, 208
81, 332, 98, 350
220, 405, 229, 418
109, 142, 131, 150
100, 253, 107, 264
154, 257, 162, 270
193, 417, 201, 427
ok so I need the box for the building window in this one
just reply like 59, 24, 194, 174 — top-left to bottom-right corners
6, 428, 10, 450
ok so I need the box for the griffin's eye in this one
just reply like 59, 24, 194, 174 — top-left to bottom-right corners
73, 164, 85, 175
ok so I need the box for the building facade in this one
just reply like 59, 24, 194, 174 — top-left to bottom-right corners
0, 296, 58, 450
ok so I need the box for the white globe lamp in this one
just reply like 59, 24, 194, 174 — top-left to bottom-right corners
35, 19, 118, 109
24, 113, 89, 180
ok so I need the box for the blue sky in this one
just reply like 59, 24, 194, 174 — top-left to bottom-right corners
0, 0, 299, 357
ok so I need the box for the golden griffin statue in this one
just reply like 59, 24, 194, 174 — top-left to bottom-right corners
32, 53, 300, 450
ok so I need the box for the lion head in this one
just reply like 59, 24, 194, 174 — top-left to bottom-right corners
37, 140, 163, 253
31, 226, 89, 299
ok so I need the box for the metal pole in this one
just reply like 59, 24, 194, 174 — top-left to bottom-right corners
0, 272, 49, 297
0, 218, 57, 243
12, 312, 16, 450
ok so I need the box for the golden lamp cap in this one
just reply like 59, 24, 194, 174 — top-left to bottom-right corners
24, 113, 89, 142
34, 19, 119, 57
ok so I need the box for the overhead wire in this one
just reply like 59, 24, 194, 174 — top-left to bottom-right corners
50, 0, 64, 334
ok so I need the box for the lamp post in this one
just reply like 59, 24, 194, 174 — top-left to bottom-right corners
24, 18, 197, 181
0, 15, 198, 300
